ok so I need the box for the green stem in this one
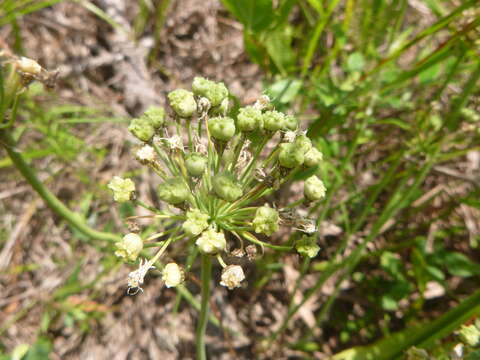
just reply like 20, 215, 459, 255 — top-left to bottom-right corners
0, 129, 120, 243
196, 254, 212, 360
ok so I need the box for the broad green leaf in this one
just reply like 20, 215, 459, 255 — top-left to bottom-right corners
442, 252, 480, 278
347, 52, 366, 72
266, 78, 302, 104
220, 0, 274, 32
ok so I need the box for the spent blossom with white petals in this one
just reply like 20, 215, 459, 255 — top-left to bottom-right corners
136, 144, 156, 163
127, 258, 155, 294
220, 265, 245, 290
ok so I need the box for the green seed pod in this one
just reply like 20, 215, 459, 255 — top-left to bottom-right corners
295, 235, 320, 258
167, 89, 197, 118
158, 177, 190, 204
208, 116, 236, 141
142, 106, 165, 129
192, 77, 229, 107
304, 175, 326, 201
284, 115, 298, 131
196, 228, 227, 254
278, 143, 305, 168
212, 172, 243, 202
182, 208, 209, 236
115, 233, 143, 262
128, 117, 155, 142
294, 134, 312, 154
263, 110, 286, 131
185, 152, 208, 177
252, 205, 280, 236
459, 324, 480, 347
237, 106, 263, 132
304, 147, 323, 167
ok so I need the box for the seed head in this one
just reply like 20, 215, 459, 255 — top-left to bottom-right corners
263, 110, 286, 132
196, 228, 227, 254
304, 175, 326, 201
158, 177, 190, 205
212, 172, 243, 202
252, 204, 280, 236
168, 89, 197, 118
129, 117, 155, 142
304, 147, 323, 167
295, 235, 320, 258
237, 106, 263, 132
182, 208, 209, 236
185, 153, 207, 177
208, 116, 236, 141
192, 77, 229, 107
279, 143, 305, 168
142, 106, 165, 129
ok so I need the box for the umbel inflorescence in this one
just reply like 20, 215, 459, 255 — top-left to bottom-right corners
108, 77, 326, 294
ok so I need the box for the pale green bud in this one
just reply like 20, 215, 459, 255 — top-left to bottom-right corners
252, 205, 279, 236
220, 265, 245, 290
192, 77, 229, 107
278, 143, 304, 168
459, 324, 480, 347
183, 208, 209, 236
294, 134, 312, 154
162, 263, 185, 288
304, 147, 323, 167
304, 175, 326, 201
237, 106, 263, 132
185, 152, 207, 177
158, 177, 190, 205
263, 110, 286, 131
168, 89, 197, 118
107, 176, 135, 203
212, 172, 243, 202
295, 236, 320, 258
142, 106, 165, 129
284, 115, 298, 131
196, 228, 227, 254
128, 117, 155, 142
208, 116, 236, 141
115, 233, 143, 262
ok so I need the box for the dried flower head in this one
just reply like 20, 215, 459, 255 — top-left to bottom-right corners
220, 265, 245, 290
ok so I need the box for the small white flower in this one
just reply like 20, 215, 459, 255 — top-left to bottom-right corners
220, 265, 245, 290
253, 94, 271, 110
162, 263, 185, 288
136, 145, 156, 162
127, 258, 155, 295
166, 135, 183, 151
115, 233, 143, 262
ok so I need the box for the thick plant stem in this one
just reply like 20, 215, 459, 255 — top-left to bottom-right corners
196, 254, 212, 360
0, 129, 120, 243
